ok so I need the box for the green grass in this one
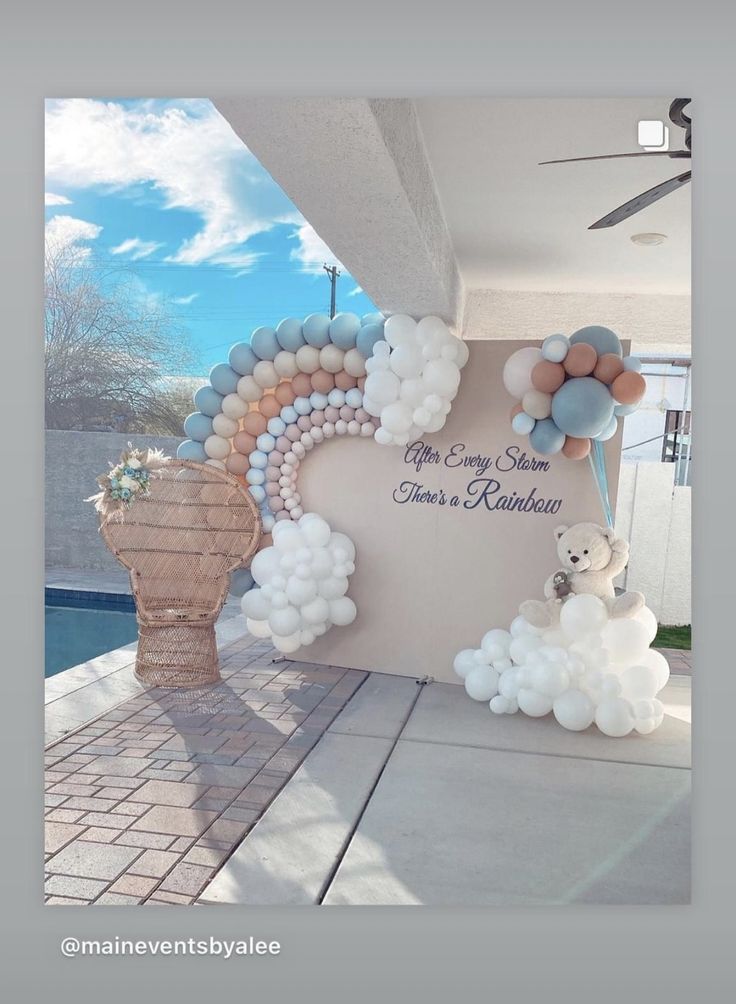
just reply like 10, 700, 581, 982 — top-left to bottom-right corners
654, 624, 691, 650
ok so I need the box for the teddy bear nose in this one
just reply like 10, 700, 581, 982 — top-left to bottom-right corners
570, 555, 580, 564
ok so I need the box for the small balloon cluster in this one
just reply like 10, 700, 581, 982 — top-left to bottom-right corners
362, 314, 469, 445
453, 595, 670, 738
503, 326, 645, 459
241, 513, 357, 653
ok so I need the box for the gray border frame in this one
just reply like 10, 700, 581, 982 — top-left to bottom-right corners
2, 1, 734, 999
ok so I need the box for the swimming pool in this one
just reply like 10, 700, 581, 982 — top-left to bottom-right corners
45, 588, 138, 678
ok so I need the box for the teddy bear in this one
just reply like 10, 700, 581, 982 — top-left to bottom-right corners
519, 522, 645, 629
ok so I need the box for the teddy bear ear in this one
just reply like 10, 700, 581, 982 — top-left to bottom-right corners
602, 527, 616, 543
554, 525, 569, 540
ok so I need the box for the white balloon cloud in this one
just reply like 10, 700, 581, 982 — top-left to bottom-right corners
453, 595, 669, 737
362, 315, 469, 447
241, 513, 357, 653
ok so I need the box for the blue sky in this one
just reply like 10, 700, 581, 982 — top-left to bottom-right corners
44, 98, 377, 373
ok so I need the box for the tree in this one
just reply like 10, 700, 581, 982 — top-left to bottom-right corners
45, 239, 199, 434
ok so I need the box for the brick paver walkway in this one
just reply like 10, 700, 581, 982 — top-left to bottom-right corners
44, 635, 365, 905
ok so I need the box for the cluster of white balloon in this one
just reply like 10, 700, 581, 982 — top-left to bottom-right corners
454, 594, 670, 737
241, 513, 357, 654
363, 314, 469, 445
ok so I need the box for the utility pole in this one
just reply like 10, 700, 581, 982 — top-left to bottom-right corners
323, 263, 341, 318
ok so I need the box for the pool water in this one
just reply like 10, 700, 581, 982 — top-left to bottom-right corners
45, 591, 139, 678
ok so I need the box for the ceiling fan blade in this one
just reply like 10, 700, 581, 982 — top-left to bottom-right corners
588, 171, 691, 229
539, 150, 690, 165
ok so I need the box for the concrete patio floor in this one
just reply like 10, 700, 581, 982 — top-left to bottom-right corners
45, 633, 691, 906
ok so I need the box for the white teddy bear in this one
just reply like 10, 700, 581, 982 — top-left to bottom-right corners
520, 522, 645, 629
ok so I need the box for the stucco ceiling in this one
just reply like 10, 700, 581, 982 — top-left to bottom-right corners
414, 98, 691, 295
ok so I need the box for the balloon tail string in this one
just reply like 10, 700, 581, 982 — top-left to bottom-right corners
588, 441, 614, 529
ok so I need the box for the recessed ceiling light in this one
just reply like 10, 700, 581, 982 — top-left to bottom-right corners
630, 232, 667, 246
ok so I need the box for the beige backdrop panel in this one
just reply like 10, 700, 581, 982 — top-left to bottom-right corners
295, 340, 623, 684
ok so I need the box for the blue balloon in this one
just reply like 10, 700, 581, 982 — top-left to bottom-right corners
246, 467, 265, 486
595, 414, 619, 441
622, 355, 642, 372
249, 450, 268, 470
294, 396, 312, 416
249, 484, 266, 505
570, 325, 622, 357
551, 377, 614, 438
177, 440, 208, 463
229, 567, 255, 598
229, 341, 258, 375
251, 326, 280, 360
329, 312, 361, 349
209, 363, 239, 396
512, 411, 536, 436
541, 334, 570, 363
361, 312, 385, 326
529, 418, 565, 456
356, 323, 385, 358
281, 405, 298, 425
267, 416, 286, 437
614, 402, 638, 417
276, 317, 306, 352
193, 385, 224, 418
302, 313, 332, 348
256, 432, 276, 453
183, 412, 214, 442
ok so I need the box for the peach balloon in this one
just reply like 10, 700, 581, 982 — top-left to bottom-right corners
274, 382, 296, 406
268, 451, 284, 466
355, 407, 370, 423
226, 452, 249, 476
242, 412, 267, 436
286, 425, 301, 442
563, 342, 597, 377
335, 370, 356, 391
594, 353, 625, 384
510, 402, 524, 420
274, 510, 290, 521
265, 466, 281, 481
265, 483, 280, 497
233, 431, 257, 455
339, 405, 355, 421
357, 376, 366, 391
276, 435, 291, 453
297, 415, 312, 432
532, 360, 566, 394
258, 394, 281, 419
311, 410, 325, 426
325, 405, 340, 423
269, 497, 285, 513
260, 534, 273, 548
611, 370, 646, 405
311, 369, 335, 394
562, 436, 591, 460
292, 372, 313, 397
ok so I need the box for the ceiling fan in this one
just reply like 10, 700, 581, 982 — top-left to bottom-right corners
539, 99, 691, 229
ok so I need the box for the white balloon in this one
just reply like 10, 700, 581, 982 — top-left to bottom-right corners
374, 427, 393, 446
533, 663, 571, 699
246, 618, 272, 639
509, 634, 542, 665
301, 596, 330, 625
204, 435, 230, 460
601, 618, 651, 664
633, 605, 658, 644
272, 633, 301, 654
237, 375, 262, 402
380, 401, 413, 434
384, 314, 417, 347
453, 649, 477, 680
399, 378, 426, 407
320, 344, 345, 374
464, 666, 500, 702
517, 689, 553, 717
212, 413, 238, 438
253, 360, 279, 389
498, 668, 520, 699
522, 389, 552, 420
490, 695, 509, 714
329, 532, 356, 561
620, 664, 659, 702
285, 576, 318, 607
510, 615, 539, 638
559, 593, 609, 640
638, 647, 671, 692
241, 588, 270, 621
221, 393, 248, 420
301, 516, 331, 548
343, 348, 367, 377
329, 596, 357, 626
481, 628, 512, 660
502, 347, 543, 399
595, 698, 635, 737
274, 350, 299, 378
364, 369, 401, 406
553, 690, 595, 731
422, 358, 461, 397
268, 605, 301, 637
295, 345, 321, 374
390, 343, 423, 378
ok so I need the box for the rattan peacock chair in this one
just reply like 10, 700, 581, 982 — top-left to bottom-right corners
98, 459, 261, 688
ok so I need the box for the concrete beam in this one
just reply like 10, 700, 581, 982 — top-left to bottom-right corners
214, 98, 463, 329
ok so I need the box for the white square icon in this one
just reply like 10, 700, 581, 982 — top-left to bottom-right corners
637, 120, 669, 150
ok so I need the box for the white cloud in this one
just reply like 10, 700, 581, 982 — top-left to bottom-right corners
45, 192, 71, 206
348, 285, 363, 297
172, 292, 200, 305
45, 98, 303, 267
45, 214, 102, 253
289, 222, 344, 275
110, 237, 164, 260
